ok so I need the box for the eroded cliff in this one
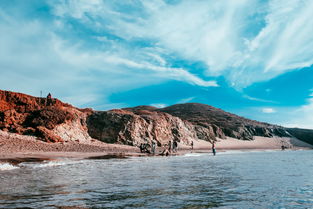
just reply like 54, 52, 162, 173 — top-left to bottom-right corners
1, 90, 313, 147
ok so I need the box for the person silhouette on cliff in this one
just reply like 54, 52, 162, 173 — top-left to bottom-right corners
46, 93, 53, 106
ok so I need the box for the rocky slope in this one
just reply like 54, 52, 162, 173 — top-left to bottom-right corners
1, 90, 313, 147
286, 128, 313, 145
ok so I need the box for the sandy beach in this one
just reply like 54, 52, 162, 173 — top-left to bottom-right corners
0, 131, 140, 160
1, 130, 312, 163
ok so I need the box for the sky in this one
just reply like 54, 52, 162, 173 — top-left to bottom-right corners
1, 0, 313, 128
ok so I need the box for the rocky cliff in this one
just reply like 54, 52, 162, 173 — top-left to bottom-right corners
1, 90, 313, 147
87, 109, 197, 146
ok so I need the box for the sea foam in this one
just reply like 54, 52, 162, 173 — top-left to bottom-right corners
0, 163, 19, 171
20, 159, 81, 169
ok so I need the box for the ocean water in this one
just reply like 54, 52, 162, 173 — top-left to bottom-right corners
1, 150, 313, 209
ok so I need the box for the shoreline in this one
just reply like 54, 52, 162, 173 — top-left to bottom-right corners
1, 131, 313, 164
1, 146, 311, 164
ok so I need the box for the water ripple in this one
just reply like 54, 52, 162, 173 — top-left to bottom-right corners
0, 150, 313, 208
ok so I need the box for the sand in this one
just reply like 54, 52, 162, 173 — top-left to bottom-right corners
0, 131, 140, 160
0, 130, 312, 161
198, 136, 313, 150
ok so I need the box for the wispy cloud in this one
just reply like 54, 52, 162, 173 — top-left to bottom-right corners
243, 95, 278, 104
244, 95, 263, 102
177, 97, 195, 104
51, 0, 313, 88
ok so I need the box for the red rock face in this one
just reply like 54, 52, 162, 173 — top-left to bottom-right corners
0, 90, 75, 142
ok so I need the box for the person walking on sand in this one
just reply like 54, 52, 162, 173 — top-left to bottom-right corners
191, 141, 194, 150
212, 142, 216, 156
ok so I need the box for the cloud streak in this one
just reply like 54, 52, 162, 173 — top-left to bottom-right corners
52, 0, 313, 88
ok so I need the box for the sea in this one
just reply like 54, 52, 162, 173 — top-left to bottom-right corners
1, 150, 313, 209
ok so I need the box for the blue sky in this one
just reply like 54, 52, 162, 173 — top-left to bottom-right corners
1, 0, 313, 128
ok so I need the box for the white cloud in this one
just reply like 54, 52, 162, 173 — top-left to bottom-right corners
262, 108, 276, 113
150, 103, 167, 108
177, 97, 195, 104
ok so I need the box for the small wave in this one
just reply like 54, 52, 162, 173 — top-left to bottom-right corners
0, 163, 19, 171
184, 153, 206, 157
20, 159, 82, 169
219, 150, 248, 154
29, 160, 71, 168
220, 149, 280, 155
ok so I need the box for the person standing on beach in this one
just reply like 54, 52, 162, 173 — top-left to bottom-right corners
168, 140, 172, 153
191, 141, 194, 150
173, 140, 178, 152
151, 140, 156, 154
212, 142, 216, 156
